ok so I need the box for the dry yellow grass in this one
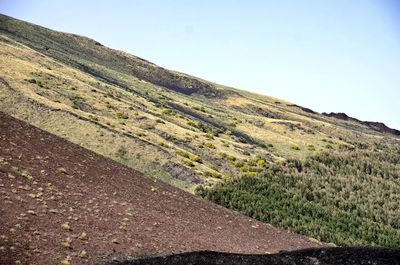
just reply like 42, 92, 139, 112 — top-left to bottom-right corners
1, 32, 397, 193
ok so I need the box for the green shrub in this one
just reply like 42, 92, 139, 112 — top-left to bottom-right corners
204, 171, 222, 179
190, 155, 202, 163
176, 150, 190, 159
226, 155, 236, 161
205, 134, 214, 139
290, 145, 300, 150
257, 159, 266, 166
12, 167, 33, 180
306, 129, 315, 134
162, 109, 177, 116
184, 160, 195, 167
187, 121, 197, 127
219, 152, 227, 158
225, 130, 232, 135
116, 112, 128, 119
159, 142, 170, 148
205, 142, 216, 149
88, 114, 98, 121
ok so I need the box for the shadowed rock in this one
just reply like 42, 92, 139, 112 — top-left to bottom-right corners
112, 247, 400, 265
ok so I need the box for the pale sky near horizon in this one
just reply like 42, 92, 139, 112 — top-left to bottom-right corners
1, 0, 399, 129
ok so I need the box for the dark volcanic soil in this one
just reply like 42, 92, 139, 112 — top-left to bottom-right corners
0, 112, 320, 264
115, 248, 400, 265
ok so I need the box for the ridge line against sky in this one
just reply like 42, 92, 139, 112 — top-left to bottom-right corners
1, 0, 399, 129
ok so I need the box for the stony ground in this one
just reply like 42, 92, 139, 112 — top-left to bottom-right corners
0, 112, 320, 265
115, 248, 400, 265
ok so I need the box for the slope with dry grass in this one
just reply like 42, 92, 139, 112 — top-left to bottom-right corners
0, 14, 399, 249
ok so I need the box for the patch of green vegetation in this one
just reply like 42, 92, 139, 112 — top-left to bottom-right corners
205, 142, 216, 149
88, 114, 98, 121
290, 145, 300, 150
12, 166, 33, 180
105, 102, 116, 109
159, 142, 171, 148
184, 160, 195, 167
306, 129, 315, 134
187, 120, 197, 127
226, 154, 236, 161
192, 106, 206, 112
116, 146, 128, 162
204, 171, 222, 179
190, 155, 202, 163
307, 144, 316, 151
116, 112, 128, 119
176, 150, 202, 163
197, 143, 400, 247
162, 108, 177, 116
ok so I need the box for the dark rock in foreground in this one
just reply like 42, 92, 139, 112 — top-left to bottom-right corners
114, 247, 400, 265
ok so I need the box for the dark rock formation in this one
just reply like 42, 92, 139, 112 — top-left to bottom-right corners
288, 104, 317, 114
113, 247, 400, 265
323, 112, 400, 136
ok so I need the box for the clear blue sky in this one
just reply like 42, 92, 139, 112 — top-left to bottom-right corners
1, 0, 399, 129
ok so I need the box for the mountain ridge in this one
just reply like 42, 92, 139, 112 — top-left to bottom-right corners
0, 14, 219, 97
322, 112, 400, 135
0, 13, 397, 135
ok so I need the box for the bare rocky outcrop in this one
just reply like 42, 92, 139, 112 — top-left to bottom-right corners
163, 162, 203, 184
323, 112, 400, 136
114, 248, 400, 265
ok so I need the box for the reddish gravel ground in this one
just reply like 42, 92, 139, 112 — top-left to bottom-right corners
0, 112, 320, 265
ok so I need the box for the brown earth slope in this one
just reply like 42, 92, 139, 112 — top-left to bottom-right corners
0, 112, 320, 265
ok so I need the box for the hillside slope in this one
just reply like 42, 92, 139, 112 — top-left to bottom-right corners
0, 111, 320, 264
1, 14, 398, 190
0, 14, 399, 249
0, 14, 217, 96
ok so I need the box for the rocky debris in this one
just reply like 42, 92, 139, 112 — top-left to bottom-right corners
163, 162, 203, 184
114, 248, 400, 265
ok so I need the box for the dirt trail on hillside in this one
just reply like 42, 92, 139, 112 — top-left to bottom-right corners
0, 112, 320, 264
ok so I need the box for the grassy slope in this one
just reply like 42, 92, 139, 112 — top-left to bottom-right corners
0, 14, 399, 246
